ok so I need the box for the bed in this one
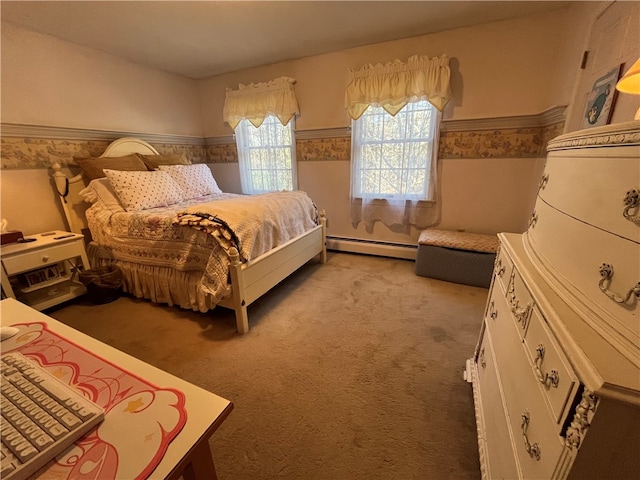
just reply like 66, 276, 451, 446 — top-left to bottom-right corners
51, 137, 327, 334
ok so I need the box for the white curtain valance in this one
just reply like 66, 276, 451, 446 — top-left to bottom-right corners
223, 76, 300, 130
345, 54, 451, 120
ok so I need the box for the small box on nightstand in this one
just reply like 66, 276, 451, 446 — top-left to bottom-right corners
1, 231, 24, 245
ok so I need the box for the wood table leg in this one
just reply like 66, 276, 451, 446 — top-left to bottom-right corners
181, 440, 218, 480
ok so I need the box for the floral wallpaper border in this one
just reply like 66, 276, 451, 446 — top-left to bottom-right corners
1, 118, 565, 170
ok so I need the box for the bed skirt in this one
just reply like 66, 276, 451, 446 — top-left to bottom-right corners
87, 242, 224, 313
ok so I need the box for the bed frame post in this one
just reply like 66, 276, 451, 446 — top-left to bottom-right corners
319, 209, 327, 264
52, 163, 79, 234
227, 247, 249, 334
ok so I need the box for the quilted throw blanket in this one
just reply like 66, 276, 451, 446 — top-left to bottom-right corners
174, 190, 319, 263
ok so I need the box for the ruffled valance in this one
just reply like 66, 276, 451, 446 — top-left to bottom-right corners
223, 76, 300, 129
345, 54, 451, 119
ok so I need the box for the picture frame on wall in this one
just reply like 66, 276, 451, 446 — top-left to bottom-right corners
582, 63, 624, 128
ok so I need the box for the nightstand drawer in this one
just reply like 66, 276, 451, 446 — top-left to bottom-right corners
2, 241, 84, 275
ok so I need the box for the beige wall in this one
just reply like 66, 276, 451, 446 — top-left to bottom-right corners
199, 8, 578, 241
563, 1, 640, 132
198, 9, 574, 137
1, 22, 202, 136
1, 22, 204, 235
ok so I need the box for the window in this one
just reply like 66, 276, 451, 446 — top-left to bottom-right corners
235, 115, 297, 194
351, 99, 439, 202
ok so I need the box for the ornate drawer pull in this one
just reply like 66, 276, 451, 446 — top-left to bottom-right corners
488, 300, 498, 320
538, 173, 549, 192
521, 411, 541, 461
623, 189, 639, 223
598, 264, 640, 305
507, 274, 532, 329
512, 304, 531, 330
494, 258, 505, 277
528, 211, 538, 229
533, 344, 559, 388
479, 348, 486, 369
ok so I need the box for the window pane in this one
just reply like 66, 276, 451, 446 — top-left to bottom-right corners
236, 115, 297, 194
351, 100, 437, 200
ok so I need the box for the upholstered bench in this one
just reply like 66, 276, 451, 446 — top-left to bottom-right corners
415, 229, 499, 288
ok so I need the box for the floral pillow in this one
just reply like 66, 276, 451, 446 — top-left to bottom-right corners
103, 169, 184, 211
158, 164, 222, 199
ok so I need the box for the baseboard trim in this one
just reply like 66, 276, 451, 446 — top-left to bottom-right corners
326, 236, 417, 260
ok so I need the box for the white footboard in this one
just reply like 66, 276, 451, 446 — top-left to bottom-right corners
218, 211, 327, 334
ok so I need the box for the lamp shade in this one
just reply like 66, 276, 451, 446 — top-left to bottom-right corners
616, 58, 640, 94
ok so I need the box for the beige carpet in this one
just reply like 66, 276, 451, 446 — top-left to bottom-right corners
48, 251, 487, 479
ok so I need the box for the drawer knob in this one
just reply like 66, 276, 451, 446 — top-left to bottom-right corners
521, 411, 541, 461
598, 263, 640, 305
534, 344, 560, 389
623, 188, 639, 223
42, 255, 49, 263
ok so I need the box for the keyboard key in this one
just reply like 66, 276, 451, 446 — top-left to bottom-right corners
1, 352, 105, 480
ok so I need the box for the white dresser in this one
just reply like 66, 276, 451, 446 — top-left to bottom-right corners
466, 121, 640, 479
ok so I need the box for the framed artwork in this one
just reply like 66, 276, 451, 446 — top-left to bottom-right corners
24, 264, 61, 287
582, 63, 624, 128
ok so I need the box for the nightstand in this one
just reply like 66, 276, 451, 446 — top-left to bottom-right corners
0, 231, 90, 310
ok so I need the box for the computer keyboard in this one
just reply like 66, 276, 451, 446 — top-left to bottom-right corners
1, 352, 105, 480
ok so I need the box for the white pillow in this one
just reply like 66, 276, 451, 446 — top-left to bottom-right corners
158, 164, 222, 199
79, 178, 125, 214
103, 169, 184, 212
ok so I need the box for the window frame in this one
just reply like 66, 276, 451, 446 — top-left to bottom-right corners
234, 114, 298, 195
350, 99, 440, 202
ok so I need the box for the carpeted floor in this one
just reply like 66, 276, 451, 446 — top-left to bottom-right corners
47, 251, 487, 480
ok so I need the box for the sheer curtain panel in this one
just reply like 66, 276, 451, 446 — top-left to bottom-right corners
345, 55, 451, 233
223, 77, 300, 129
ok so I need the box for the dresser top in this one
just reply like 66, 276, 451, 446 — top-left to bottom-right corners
548, 120, 640, 152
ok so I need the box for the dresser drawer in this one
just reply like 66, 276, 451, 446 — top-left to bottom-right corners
539, 146, 640, 244
524, 307, 578, 424
505, 387, 565, 480
528, 199, 640, 351
485, 279, 514, 337
506, 269, 534, 339
2, 241, 84, 275
493, 312, 565, 478
476, 328, 520, 480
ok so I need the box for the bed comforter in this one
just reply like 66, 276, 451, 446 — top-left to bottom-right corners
85, 191, 319, 305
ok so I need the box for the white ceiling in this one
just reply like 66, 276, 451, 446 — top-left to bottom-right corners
1, 1, 571, 79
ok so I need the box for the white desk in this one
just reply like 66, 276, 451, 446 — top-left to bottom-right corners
0, 298, 233, 479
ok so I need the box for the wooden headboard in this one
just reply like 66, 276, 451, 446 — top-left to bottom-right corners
52, 137, 159, 235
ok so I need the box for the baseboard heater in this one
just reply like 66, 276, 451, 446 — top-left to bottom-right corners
326, 236, 417, 260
